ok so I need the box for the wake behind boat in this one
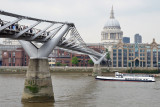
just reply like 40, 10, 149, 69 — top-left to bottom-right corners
96, 72, 155, 82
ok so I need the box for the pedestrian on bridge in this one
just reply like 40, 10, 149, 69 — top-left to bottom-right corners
0, 19, 4, 26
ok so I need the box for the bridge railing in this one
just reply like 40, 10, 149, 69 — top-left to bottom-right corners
0, 19, 50, 37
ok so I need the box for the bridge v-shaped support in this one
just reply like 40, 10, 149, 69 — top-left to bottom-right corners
89, 53, 107, 76
20, 24, 70, 103
19, 24, 70, 59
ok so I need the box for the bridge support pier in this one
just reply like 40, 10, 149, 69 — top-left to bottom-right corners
21, 58, 54, 103
19, 24, 70, 103
89, 53, 107, 77
92, 64, 101, 76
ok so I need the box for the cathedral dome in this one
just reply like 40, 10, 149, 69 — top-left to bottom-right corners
104, 6, 121, 29
101, 6, 123, 45
104, 19, 120, 28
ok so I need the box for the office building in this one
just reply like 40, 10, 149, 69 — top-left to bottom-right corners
111, 39, 160, 68
134, 34, 142, 43
123, 37, 130, 43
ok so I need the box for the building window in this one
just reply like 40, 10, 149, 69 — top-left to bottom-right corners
140, 49, 145, 52
143, 62, 146, 67
113, 49, 116, 53
113, 49, 117, 67
65, 61, 70, 63
77, 56, 81, 58
140, 61, 142, 67
12, 52, 15, 57
118, 49, 122, 67
123, 49, 127, 67
147, 49, 151, 67
153, 49, 157, 67
9, 58, 11, 63
113, 61, 116, 67
113, 46, 117, 48
13, 58, 15, 63
9, 52, 11, 57
110, 33, 116, 40
146, 46, 151, 48
129, 53, 132, 56
158, 50, 160, 64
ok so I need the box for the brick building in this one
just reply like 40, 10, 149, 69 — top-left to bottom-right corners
1, 43, 105, 67
55, 49, 90, 66
55, 43, 105, 66
2, 48, 29, 66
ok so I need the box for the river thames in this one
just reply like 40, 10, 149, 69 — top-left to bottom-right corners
0, 73, 160, 107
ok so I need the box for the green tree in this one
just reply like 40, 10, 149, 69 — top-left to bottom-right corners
106, 48, 108, 52
71, 56, 78, 66
62, 64, 67, 66
56, 62, 62, 66
106, 48, 110, 59
106, 53, 110, 60
88, 59, 94, 66
106, 48, 110, 67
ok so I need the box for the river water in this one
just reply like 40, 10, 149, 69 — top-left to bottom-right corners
0, 73, 160, 107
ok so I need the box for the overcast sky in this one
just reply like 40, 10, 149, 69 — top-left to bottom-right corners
0, 0, 160, 43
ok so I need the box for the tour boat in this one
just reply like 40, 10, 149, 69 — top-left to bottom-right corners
96, 72, 155, 82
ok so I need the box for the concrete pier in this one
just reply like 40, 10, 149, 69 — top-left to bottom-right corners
92, 64, 101, 76
21, 59, 54, 103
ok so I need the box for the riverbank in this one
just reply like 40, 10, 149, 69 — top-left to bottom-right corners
0, 66, 160, 76
0, 66, 27, 74
0, 66, 93, 74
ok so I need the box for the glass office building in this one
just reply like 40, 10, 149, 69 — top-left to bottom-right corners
123, 37, 130, 43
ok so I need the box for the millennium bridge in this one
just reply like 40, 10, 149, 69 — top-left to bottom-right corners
0, 10, 106, 102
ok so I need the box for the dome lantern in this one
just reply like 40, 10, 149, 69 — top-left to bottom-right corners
110, 6, 114, 19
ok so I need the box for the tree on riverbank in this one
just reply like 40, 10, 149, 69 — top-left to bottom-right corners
56, 62, 67, 66
56, 62, 62, 66
88, 59, 94, 66
106, 48, 111, 67
71, 56, 78, 66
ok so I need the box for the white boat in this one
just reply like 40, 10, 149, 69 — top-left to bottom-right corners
96, 72, 155, 82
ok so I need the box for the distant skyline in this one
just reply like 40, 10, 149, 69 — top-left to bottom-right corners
0, 0, 160, 43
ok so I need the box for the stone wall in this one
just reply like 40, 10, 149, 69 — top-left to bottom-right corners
0, 66, 159, 74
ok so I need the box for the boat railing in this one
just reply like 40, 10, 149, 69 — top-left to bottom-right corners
115, 72, 154, 78
123, 74, 154, 77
